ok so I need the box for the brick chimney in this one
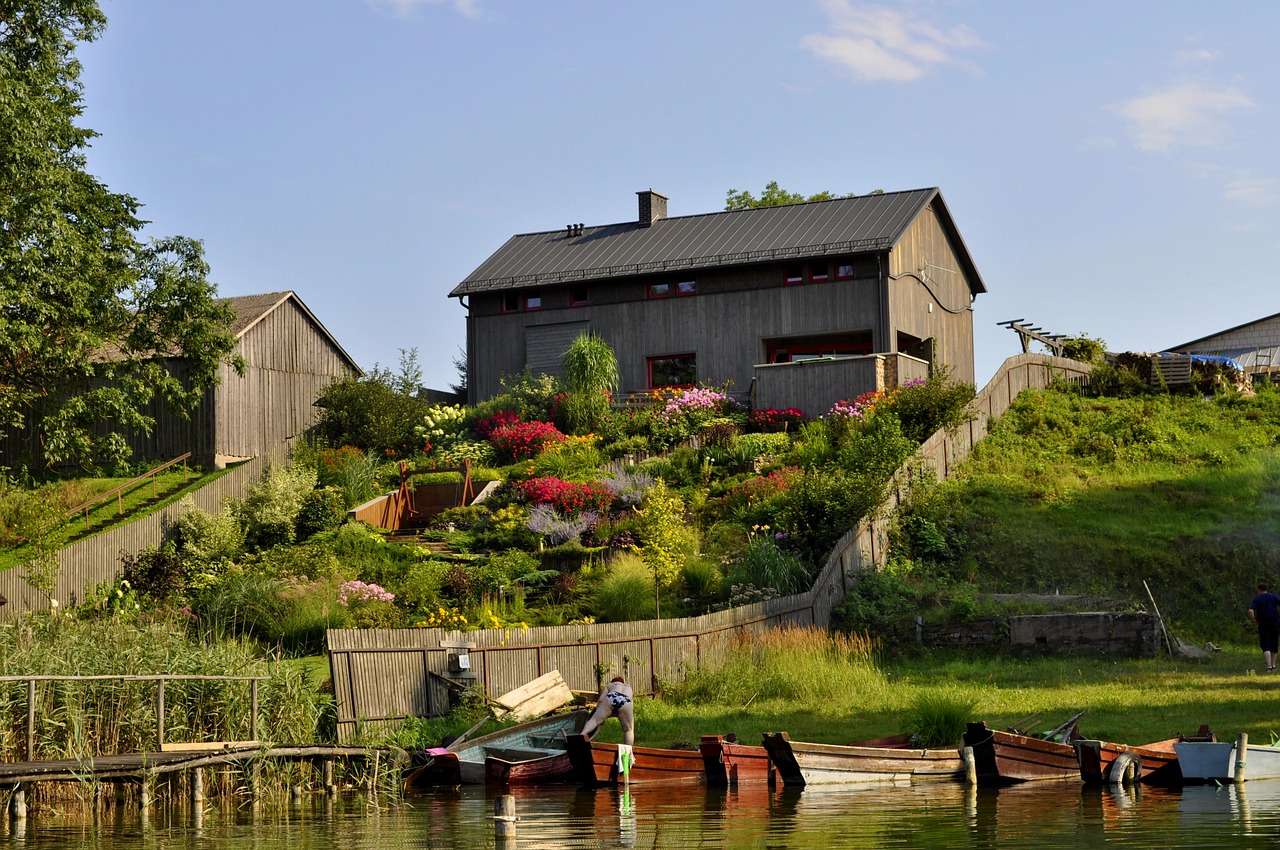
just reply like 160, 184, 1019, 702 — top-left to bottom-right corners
637, 189, 668, 227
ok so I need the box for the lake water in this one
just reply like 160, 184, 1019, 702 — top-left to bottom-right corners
6, 778, 1279, 848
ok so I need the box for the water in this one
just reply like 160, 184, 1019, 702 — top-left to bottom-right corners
6, 779, 1279, 849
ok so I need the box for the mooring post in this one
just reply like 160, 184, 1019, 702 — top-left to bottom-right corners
494, 794, 517, 840
26, 679, 36, 761
251, 760, 262, 807
961, 746, 978, 785
140, 777, 152, 809
191, 767, 204, 805
11, 783, 27, 820
1234, 733, 1249, 784
324, 758, 337, 797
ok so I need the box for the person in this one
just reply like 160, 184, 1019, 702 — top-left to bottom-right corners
1247, 583, 1280, 671
581, 676, 635, 746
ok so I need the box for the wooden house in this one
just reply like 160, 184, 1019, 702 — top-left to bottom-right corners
451, 188, 986, 414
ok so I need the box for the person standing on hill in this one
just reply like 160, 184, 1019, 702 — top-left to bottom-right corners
1247, 583, 1280, 671
582, 676, 635, 746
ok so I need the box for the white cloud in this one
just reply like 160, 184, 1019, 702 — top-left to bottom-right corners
1113, 82, 1253, 152
1223, 177, 1278, 207
1174, 47, 1218, 66
367, 0, 481, 19
801, 0, 984, 83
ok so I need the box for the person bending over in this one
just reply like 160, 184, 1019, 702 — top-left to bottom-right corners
581, 676, 634, 746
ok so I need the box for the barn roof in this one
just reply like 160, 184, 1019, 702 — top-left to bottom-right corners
451, 187, 985, 297
1170, 310, 1280, 351
223, 291, 362, 375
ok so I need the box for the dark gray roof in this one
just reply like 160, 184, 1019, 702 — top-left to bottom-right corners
451, 187, 985, 297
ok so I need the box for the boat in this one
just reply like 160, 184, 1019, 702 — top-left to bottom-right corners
962, 715, 1084, 786
1175, 738, 1280, 783
407, 710, 588, 786
1077, 725, 1215, 786
564, 734, 706, 787
699, 734, 773, 786
762, 731, 964, 787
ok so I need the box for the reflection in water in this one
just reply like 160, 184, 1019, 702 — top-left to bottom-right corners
2, 778, 1280, 848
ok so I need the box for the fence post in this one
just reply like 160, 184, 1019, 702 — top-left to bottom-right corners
156, 679, 166, 751
26, 679, 36, 761
251, 679, 260, 741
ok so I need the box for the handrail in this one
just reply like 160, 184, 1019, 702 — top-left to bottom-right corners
3, 672, 267, 760
64, 452, 193, 529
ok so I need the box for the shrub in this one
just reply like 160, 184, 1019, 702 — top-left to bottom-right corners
560, 332, 620, 435
594, 552, 657, 622
416, 403, 469, 453
173, 495, 245, 568
735, 432, 792, 463
526, 504, 598, 545
189, 570, 290, 643
472, 410, 522, 440
489, 421, 566, 462
310, 361, 429, 458
530, 436, 606, 482
237, 463, 318, 551
636, 480, 688, 592
679, 555, 723, 611
519, 476, 614, 516
247, 541, 347, 581
725, 536, 810, 596
831, 567, 919, 634
884, 371, 976, 444
120, 543, 190, 601
905, 692, 977, 748
747, 407, 807, 433
295, 487, 348, 539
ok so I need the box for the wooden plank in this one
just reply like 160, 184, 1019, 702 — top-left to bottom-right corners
493, 670, 575, 721
159, 740, 260, 753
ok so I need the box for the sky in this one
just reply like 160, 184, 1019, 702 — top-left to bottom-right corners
75, 0, 1280, 393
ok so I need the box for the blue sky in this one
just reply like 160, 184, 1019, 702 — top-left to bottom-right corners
78, 1, 1280, 393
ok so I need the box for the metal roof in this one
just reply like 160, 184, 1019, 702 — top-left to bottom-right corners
451, 187, 985, 297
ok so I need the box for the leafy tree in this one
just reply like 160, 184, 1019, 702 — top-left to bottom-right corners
311, 353, 429, 457
725, 181, 861, 210
0, 2, 240, 471
560, 332, 619, 435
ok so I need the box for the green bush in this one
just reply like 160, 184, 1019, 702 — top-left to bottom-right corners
831, 566, 920, 634
189, 570, 290, 644
237, 463, 318, 551
594, 553, 656, 622
121, 543, 190, 601
310, 358, 430, 457
725, 538, 810, 596
295, 487, 349, 540
886, 371, 975, 444
736, 432, 791, 463
905, 692, 976, 747
173, 495, 245, 568
679, 555, 723, 611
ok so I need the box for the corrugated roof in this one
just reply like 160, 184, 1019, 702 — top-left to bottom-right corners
451, 187, 984, 297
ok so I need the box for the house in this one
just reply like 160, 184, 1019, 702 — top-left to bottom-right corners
451, 188, 986, 414
1169, 312, 1280, 381
29, 291, 361, 470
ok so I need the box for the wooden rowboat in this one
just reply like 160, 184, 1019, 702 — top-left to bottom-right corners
1078, 726, 1215, 785
407, 710, 588, 786
962, 720, 1082, 786
762, 731, 964, 787
565, 734, 706, 787
698, 735, 773, 786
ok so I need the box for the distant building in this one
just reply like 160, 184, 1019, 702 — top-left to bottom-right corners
1170, 313, 1280, 380
451, 188, 985, 414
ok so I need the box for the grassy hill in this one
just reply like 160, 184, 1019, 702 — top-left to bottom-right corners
884, 382, 1280, 638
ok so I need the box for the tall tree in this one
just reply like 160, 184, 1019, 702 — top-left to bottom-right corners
724, 181, 874, 210
0, 1, 239, 471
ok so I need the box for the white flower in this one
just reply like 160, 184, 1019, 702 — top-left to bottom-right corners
49, 598, 59, 609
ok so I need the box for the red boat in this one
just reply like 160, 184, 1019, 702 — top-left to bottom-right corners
565, 734, 706, 787
1077, 725, 1215, 786
763, 731, 964, 787
962, 718, 1083, 786
699, 735, 774, 786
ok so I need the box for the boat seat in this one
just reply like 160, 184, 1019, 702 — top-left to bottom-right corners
484, 746, 551, 761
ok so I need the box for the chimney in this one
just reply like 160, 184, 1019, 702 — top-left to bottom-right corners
637, 189, 668, 227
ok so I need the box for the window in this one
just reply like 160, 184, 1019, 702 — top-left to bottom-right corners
524, 291, 542, 310
570, 286, 588, 306
835, 259, 856, 280
501, 292, 520, 313
765, 332, 873, 363
809, 263, 829, 283
648, 354, 696, 388
784, 265, 804, 285
648, 282, 671, 299
676, 280, 697, 295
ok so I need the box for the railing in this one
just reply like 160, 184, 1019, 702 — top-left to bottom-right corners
0, 673, 268, 760
64, 452, 193, 529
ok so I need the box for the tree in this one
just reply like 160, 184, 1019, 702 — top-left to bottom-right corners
311, 359, 430, 457
724, 181, 879, 210
560, 332, 619, 435
0, 2, 239, 471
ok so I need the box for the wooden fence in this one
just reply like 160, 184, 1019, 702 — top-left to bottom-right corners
0, 450, 283, 620
328, 352, 1094, 742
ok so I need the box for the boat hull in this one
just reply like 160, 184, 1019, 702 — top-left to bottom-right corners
762, 732, 964, 787
963, 722, 1080, 785
1175, 742, 1280, 783
699, 735, 773, 786
1077, 738, 1182, 786
565, 734, 705, 787
407, 710, 587, 787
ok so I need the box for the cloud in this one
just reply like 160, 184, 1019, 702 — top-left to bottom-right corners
801, 0, 984, 82
1113, 82, 1254, 152
1223, 177, 1278, 207
367, 0, 481, 19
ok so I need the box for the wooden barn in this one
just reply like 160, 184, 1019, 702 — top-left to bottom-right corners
451, 188, 986, 414
1170, 312, 1280, 381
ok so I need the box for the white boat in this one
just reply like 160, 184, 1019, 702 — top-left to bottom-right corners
1174, 741, 1280, 782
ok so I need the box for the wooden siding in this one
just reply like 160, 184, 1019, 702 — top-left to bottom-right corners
214, 298, 355, 463
0, 453, 279, 620
887, 202, 977, 385
330, 354, 1094, 740
467, 260, 888, 403
525, 322, 588, 378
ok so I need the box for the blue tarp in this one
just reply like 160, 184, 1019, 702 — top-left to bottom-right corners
1159, 352, 1245, 372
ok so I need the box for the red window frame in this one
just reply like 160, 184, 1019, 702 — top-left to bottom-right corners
784, 264, 804, 285
676, 280, 697, 296
524, 291, 542, 311
648, 282, 672, 299
570, 286, 588, 306
834, 259, 856, 280
809, 263, 829, 283
501, 292, 520, 313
